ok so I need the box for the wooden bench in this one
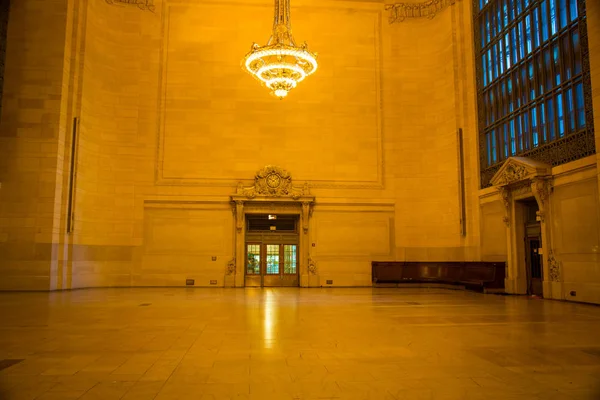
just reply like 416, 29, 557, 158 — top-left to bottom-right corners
371, 261, 506, 292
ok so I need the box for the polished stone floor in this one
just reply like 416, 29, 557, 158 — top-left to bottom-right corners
0, 288, 599, 399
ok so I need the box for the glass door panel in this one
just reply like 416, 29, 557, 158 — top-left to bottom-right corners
266, 244, 280, 274
245, 242, 299, 287
246, 244, 261, 275
284, 245, 297, 274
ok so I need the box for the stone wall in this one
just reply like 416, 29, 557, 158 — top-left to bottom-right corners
0, 0, 598, 303
0, 0, 71, 290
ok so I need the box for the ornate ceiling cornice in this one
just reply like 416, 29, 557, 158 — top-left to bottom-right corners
385, 0, 456, 23
105, 0, 155, 12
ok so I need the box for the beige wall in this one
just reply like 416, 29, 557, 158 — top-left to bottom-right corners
139, 205, 234, 286
0, 0, 72, 290
550, 159, 600, 304
71, 0, 147, 287
479, 200, 507, 262
0, 0, 598, 301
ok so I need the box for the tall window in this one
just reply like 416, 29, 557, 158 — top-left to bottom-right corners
475, 0, 595, 187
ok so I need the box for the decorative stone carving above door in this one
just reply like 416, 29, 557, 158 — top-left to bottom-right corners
229, 166, 316, 288
236, 165, 310, 199
491, 157, 552, 228
490, 157, 552, 187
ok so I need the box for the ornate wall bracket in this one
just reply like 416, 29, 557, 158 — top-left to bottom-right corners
531, 178, 552, 209
308, 257, 317, 275
301, 202, 311, 234
547, 250, 562, 282
105, 0, 155, 12
226, 258, 236, 276
385, 0, 456, 23
234, 201, 244, 233
497, 187, 511, 227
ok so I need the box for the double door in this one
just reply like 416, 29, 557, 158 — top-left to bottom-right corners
245, 242, 299, 287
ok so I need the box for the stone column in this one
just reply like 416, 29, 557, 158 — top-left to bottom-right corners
499, 186, 528, 294
234, 200, 245, 288
531, 178, 562, 299
499, 188, 516, 293
300, 201, 310, 287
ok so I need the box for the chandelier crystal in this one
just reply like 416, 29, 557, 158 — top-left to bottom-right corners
243, 0, 318, 99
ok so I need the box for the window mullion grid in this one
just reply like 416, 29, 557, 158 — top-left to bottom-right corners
493, 0, 499, 38
279, 245, 284, 276
565, 26, 576, 133
476, 0, 593, 187
550, 39, 559, 141
557, 31, 568, 137
498, 77, 508, 121
524, 105, 532, 151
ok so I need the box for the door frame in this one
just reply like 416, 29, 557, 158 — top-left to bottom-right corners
230, 197, 315, 287
490, 157, 562, 299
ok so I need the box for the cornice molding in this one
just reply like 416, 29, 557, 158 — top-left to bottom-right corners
105, 0, 155, 12
385, 0, 456, 23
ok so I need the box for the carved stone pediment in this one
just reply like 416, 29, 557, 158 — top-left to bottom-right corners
490, 157, 552, 187
236, 165, 310, 200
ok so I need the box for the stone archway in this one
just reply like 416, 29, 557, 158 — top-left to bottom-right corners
491, 157, 562, 299
227, 166, 318, 288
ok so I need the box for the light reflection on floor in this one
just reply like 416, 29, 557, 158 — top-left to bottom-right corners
0, 288, 599, 399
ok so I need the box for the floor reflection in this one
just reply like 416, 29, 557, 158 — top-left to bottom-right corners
0, 288, 599, 399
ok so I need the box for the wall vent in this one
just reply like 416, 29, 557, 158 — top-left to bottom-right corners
186, 279, 195, 286
326, 280, 333, 285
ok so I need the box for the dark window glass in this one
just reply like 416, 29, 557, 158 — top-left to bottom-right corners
566, 87, 575, 132
575, 82, 585, 128
569, 0, 578, 21
557, 92, 565, 137
541, 0, 548, 42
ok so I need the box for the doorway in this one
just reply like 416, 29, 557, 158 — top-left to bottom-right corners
523, 200, 543, 296
245, 214, 299, 287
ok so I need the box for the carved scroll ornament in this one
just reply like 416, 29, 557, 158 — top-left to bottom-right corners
308, 257, 317, 275
386, 0, 456, 23
496, 163, 528, 186
226, 258, 236, 275
235, 200, 244, 232
532, 178, 551, 207
105, 0, 155, 11
547, 251, 561, 282
498, 186, 511, 227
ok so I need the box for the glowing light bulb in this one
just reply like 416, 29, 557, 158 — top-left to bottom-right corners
274, 89, 288, 98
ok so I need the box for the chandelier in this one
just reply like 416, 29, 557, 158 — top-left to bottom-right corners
242, 0, 318, 99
